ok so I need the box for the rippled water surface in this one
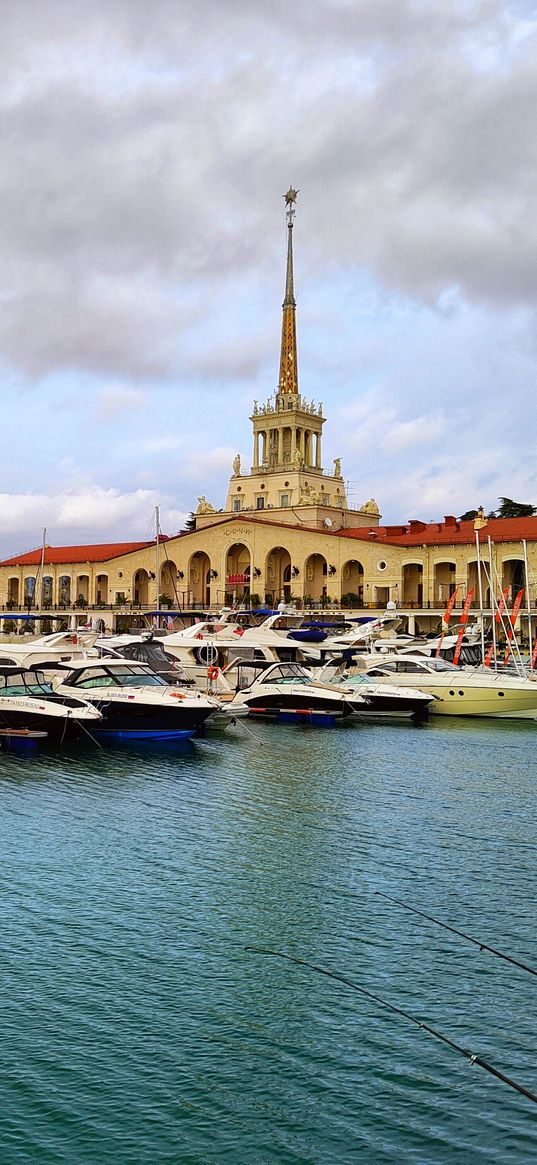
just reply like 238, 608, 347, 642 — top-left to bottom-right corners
0, 717, 535, 1164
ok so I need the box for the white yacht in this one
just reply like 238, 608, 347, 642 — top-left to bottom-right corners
0, 665, 102, 742
49, 659, 220, 741
222, 660, 369, 725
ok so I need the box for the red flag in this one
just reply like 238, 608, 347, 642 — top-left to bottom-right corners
452, 589, 475, 666
435, 587, 459, 658
503, 588, 524, 665
484, 586, 510, 667
495, 586, 510, 624
483, 641, 495, 668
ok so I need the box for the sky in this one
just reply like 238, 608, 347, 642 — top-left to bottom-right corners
1, 0, 536, 555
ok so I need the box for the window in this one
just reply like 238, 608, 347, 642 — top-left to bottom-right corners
256, 496, 265, 510
280, 493, 289, 507
232, 498, 241, 512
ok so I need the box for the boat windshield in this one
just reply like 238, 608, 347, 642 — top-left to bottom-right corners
261, 664, 311, 685
0, 669, 53, 697
70, 665, 168, 689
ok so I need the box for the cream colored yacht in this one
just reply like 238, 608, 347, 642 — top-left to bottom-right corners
318, 654, 537, 719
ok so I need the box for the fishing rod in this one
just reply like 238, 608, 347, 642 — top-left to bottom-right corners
246, 946, 537, 1105
375, 892, 537, 978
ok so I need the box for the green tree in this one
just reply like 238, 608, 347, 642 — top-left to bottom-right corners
496, 497, 537, 518
458, 509, 478, 521
182, 512, 197, 532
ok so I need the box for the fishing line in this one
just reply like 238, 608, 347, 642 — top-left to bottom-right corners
245, 946, 537, 1105
375, 892, 537, 978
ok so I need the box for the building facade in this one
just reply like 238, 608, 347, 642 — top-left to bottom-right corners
1, 191, 537, 629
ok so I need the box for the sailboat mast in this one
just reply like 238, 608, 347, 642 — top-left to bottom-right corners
523, 539, 533, 668
474, 528, 485, 663
155, 506, 160, 607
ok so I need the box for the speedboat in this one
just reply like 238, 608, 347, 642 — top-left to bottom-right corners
0, 629, 98, 668
314, 658, 435, 721
222, 660, 369, 725
93, 634, 249, 729
347, 652, 537, 719
49, 658, 218, 740
0, 665, 102, 742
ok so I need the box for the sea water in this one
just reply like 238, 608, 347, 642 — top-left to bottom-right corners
0, 717, 535, 1164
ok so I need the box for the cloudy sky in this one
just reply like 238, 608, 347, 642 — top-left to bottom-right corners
1, 0, 536, 554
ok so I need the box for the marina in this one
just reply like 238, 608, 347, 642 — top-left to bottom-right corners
0, 716, 535, 1163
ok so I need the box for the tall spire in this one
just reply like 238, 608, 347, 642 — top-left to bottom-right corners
278, 186, 300, 395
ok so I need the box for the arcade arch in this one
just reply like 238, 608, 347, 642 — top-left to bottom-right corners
341, 559, 364, 604
189, 551, 211, 606
304, 553, 327, 603
265, 546, 292, 603
225, 543, 251, 602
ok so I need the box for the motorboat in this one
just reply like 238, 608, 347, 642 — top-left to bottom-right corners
221, 660, 370, 725
92, 634, 249, 729
0, 665, 103, 742
0, 629, 98, 668
342, 652, 537, 719
314, 658, 435, 721
48, 658, 219, 740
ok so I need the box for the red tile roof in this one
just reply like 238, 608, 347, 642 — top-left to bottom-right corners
340, 516, 537, 546
0, 540, 165, 567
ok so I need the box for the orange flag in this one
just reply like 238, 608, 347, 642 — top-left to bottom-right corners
503, 589, 524, 665
453, 589, 475, 666
435, 587, 459, 658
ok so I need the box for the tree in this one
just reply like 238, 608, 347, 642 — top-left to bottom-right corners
496, 497, 537, 519
458, 509, 478, 522
182, 512, 197, 532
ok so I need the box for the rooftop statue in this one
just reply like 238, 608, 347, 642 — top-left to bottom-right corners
298, 483, 322, 505
333, 457, 342, 478
196, 496, 216, 514
359, 498, 380, 515
233, 453, 241, 476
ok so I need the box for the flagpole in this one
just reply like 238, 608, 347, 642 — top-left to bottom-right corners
474, 527, 486, 664
523, 539, 533, 669
487, 536, 498, 668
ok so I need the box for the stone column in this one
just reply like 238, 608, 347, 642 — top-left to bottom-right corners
278, 427, 283, 465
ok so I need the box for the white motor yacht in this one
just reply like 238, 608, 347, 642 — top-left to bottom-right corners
314, 659, 435, 721
0, 665, 102, 742
0, 629, 98, 668
49, 659, 219, 741
221, 660, 369, 725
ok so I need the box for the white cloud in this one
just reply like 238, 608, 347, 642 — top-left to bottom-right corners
94, 383, 147, 420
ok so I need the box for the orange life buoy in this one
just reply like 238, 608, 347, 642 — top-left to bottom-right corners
207, 665, 219, 681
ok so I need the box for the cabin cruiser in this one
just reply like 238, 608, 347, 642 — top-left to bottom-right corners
314, 659, 435, 721
146, 624, 313, 685
92, 634, 249, 728
0, 665, 102, 742
221, 660, 370, 725
336, 652, 537, 719
48, 659, 219, 740
0, 629, 98, 668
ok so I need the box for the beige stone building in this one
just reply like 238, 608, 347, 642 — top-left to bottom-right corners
1, 189, 537, 631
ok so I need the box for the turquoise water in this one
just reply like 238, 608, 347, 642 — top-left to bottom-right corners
0, 718, 535, 1164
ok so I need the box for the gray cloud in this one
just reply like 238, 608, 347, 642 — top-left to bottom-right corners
0, 1, 535, 382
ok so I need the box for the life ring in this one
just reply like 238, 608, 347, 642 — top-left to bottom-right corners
207, 665, 219, 681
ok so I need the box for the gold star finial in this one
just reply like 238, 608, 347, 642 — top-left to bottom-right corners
283, 186, 299, 205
